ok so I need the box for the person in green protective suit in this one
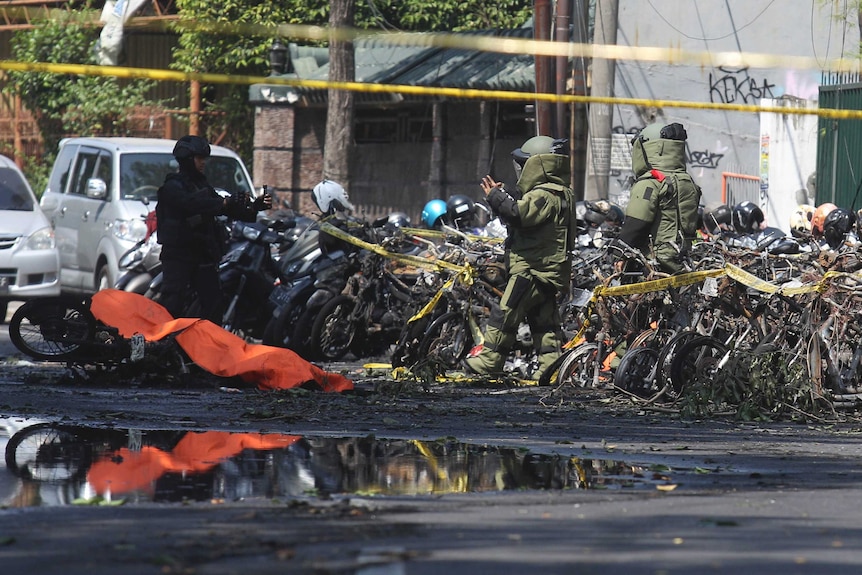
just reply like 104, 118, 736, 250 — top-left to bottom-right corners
464, 136, 576, 380
616, 121, 702, 274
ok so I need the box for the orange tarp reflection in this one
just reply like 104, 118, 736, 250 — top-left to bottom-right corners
86, 431, 301, 495
89, 289, 353, 392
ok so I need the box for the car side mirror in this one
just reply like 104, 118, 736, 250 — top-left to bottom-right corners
86, 178, 107, 199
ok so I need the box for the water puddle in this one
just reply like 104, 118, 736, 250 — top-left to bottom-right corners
0, 418, 683, 507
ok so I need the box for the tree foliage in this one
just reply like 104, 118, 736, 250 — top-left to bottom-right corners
172, 0, 532, 164
4, 5, 156, 190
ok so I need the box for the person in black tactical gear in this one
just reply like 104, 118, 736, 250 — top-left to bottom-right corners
156, 135, 272, 322
464, 135, 576, 381
616, 121, 702, 273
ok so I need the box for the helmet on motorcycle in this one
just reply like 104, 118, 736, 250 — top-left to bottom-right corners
701, 203, 732, 235
755, 227, 786, 251
789, 204, 815, 238
172, 135, 211, 160
312, 179, 354, 213
421, 199, 448, 229
768, 237, 801, 255
446, 194, 477, 229
822, 207, 855, 248
605, 203, 625, 228
732, 201, 765, 234
811, 202, 837, 238
385, 212, 411, 229
583, 200, 608, 228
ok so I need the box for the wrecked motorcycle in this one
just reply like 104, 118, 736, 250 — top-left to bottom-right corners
8, 294, 188, 373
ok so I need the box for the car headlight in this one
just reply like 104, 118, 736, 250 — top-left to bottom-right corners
23, 226, 56, 251
113, 218, 148, 242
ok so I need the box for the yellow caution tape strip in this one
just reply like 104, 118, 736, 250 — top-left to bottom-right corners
594, 268, 725, 297
319, 221, 468, 275
2, 59, 862, 120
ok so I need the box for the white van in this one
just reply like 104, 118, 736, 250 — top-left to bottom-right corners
39, 137, 255, 294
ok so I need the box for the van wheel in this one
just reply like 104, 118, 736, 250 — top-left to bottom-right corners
96, 266, 111, 292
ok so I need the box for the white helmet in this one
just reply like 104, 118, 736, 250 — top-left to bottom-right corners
789, 204, 815, 238
312, 180, 354, 213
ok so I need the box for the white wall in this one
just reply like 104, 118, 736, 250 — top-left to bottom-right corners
759, 98, 819, 234
604, 1, 858, 211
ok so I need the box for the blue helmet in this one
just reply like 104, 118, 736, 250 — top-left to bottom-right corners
421, 199, 448, 228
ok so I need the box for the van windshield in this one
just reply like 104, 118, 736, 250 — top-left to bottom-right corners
0, 166, 35, 211
120, 153, 252, 201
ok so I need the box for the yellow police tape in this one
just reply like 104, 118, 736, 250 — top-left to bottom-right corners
3, 58, 862, 121
322, 221, 862, 382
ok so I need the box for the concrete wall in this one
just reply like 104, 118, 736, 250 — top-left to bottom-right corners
605, 0, 859, 214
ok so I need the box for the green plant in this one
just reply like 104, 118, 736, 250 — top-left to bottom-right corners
4, 6, 158, 185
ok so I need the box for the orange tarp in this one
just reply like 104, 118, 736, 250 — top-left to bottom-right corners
89, 289, 353, 392
86, 431, 302, 495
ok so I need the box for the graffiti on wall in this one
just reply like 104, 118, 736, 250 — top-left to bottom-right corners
709, 66, 777, 104
686, 144, 724, 170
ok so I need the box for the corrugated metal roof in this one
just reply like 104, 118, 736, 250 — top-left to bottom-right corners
250, 26, 536, 106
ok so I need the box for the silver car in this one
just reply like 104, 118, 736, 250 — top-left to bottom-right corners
0, 154, 61, 321
39, 137, 255, 294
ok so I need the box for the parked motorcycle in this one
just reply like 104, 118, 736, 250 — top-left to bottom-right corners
207, 217, 296, 339
115, 232, 162, 295
262, 221, 357, 359
309, 243, 422, 361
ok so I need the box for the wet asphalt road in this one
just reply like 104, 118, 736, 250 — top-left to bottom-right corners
3, 305, 862, 573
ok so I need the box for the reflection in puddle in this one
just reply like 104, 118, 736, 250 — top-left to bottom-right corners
0, 421, 678, 507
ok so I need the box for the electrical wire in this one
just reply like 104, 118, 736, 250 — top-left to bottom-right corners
646, 0, 776, 41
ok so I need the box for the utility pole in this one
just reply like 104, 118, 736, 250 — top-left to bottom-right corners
534, 0, 554, 136
569, 0, 590, 201
585, 0, 618, 200
324, 0, 355, 188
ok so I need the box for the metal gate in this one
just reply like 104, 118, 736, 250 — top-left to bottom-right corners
817, 72, 862, 209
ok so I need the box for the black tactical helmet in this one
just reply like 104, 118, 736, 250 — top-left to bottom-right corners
172, 135, 211, 160
823, 207, 855, 249
732, 201, 765, 234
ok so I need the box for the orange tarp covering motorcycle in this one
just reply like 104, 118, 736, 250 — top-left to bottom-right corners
86, 431, 302, 495
89, 289, 353, 393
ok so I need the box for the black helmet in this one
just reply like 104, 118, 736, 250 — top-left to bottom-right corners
446, 195, 477, 229
385, 211, 411, 230
732, 201, 764, 234
172, 135, 211, 160
754, 227, 786, 251
823, 207, 855, 249
702, 203, 732, 234
605, 204, 625, 228
768, 237, 801, 255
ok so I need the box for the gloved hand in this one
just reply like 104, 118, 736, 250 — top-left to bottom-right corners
253, 192, 273, 211
225, 191, 248, 209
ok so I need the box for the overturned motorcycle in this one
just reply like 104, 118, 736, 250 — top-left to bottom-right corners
8, 290, 354, 392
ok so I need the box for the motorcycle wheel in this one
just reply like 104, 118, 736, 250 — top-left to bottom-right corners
417, 311, 472, 370
310, 295, 358, 361
9, 297, 96, 361
265, 303, 320, 360
5, 423, 92, 482
669, 335, 730, 393
614, 346, 660, 398
540, 343, 600, 388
